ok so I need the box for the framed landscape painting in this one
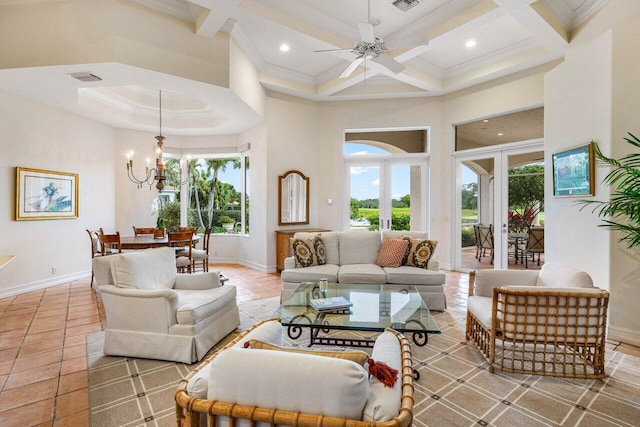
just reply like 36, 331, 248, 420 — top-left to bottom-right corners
16, 167, 78, 220
552, 144, 595, 196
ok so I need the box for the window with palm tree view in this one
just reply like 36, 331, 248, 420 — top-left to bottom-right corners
161, 154, 249, 234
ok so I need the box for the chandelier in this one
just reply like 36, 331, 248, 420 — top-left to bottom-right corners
126, 90, 190, 192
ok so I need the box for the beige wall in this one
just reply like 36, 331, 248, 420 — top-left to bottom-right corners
0, 90, 116, 296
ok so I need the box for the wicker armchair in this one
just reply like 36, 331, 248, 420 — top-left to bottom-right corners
466, 264, 609, 379
175, 319, 415, 427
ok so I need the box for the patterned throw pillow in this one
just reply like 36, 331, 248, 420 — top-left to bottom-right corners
402, 236, 438, 269
290, 236, 326, 267
376, 238, 410, 268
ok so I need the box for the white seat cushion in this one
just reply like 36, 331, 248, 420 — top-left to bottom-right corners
175, 285, 237, 325
191, 249, 208, 260
338, 264, 387, 284
467, 296, 493, 328
208, 348, 370, 420
280, 264, 339, 283
384, 266, 446, 285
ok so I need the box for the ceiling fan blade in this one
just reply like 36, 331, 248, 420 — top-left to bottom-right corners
314, 48, 355, 53
340, 57, 364, 78
358, 22, 375, 43
384, 34, 429, 51
372, 53, 405, 74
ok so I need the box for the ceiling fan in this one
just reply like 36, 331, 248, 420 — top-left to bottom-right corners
315, 0, 429, 79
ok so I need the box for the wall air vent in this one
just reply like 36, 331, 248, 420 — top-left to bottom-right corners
392, 0, 421, 12
69, 72, 102, 82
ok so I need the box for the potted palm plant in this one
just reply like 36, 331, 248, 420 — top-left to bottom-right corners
219, 215, 235, 232
578, 134, 640, 249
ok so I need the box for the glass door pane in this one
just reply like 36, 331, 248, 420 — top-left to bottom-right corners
349, 165, 380, 230
390, 164, 423, 231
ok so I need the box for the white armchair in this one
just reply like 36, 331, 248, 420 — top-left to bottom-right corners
466, 263, 609, 379
93, 247, 239, 363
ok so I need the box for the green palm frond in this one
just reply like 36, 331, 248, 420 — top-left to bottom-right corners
578, 134, 640, 249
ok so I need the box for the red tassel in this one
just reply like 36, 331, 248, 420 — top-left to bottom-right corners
243, 341, 250, 348
368, 358, 398, 387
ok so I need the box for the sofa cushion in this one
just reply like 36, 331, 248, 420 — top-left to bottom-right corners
363, 330, 402, 422
339, 264, 387, 284
473, 270, 539, 298
402, 237, 438, 268
175, 285, 237, 325
535, 262, 594, 288
187, 319, 283, 399
280, 264, 339, 284
246, 340, 369, 365
207, 348, 370, 420
290, 236, 325, 267
295, 232, 340, 265
384, 266, 446, 285
111, 247, 177, 290
376, 238, 410, 268
340, 231, 382, 265
382, 230, 428, 240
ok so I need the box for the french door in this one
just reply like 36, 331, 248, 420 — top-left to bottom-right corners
345, 155, 428, 232
453, 141, 543, 270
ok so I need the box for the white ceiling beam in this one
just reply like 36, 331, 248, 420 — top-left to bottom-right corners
192, 0, 242, 38
493, 0, 568, 52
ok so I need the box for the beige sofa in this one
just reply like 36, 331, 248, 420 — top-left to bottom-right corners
92, 247, 239, 363
280, 230, 447, 310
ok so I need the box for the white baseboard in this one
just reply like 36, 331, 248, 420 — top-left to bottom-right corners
0, 271, 90, 299
608, 325, 640, 347
210, 258, 272, 273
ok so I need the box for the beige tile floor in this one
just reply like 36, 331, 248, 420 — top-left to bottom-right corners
0, 265, 637, 426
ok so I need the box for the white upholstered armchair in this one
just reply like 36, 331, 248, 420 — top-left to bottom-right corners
466, 263, 609, 379
93, 247, 239, 363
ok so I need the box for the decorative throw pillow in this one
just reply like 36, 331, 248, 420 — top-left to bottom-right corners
376, 238, 410, 268
290, 236, 326, 267
402, 236, 438, 269
244, 339, 369, 365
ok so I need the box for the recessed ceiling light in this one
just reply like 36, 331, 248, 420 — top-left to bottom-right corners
483, 119, 489, 123
280, 44, 290, 52
497, 132, 504, 136
465, 39, 477, 48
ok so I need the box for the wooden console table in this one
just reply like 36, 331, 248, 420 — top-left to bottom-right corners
275, 229, 329, 271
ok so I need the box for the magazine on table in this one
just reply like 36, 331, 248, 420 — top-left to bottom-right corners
309, 296, 353, 312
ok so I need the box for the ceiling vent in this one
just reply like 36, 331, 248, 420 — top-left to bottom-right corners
69, 72, 102, 82
392, 0, 421, 12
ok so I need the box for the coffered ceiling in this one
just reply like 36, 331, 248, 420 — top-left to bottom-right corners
0, 0, 608, 136
130, 0, 607, 100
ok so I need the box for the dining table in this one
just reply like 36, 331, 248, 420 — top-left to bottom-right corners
120, 234, 201, 250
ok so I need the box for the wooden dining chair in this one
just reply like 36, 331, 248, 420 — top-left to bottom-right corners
168, 231, 193, 273
86, 228, 104, 285
191, 227, 212, 272
132, 226, 156, 236
100, 232, 122, 256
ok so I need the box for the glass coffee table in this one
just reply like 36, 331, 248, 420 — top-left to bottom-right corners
274, 282, 441, 349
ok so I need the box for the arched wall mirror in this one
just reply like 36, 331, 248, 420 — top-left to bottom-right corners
278, 170, 309, 225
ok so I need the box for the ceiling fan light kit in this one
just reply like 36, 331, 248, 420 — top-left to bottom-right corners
314, 0, 427, 80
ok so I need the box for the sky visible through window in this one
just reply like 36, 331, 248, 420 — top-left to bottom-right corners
346, 143, 476, 201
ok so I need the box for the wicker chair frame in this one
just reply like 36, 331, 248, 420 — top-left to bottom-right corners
175, 319, 415, 427
466, 272, 610, 379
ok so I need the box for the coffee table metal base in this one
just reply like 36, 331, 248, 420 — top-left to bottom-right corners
286, 312, 431, 348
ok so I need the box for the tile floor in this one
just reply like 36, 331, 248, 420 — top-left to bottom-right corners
0, 265, 637, 426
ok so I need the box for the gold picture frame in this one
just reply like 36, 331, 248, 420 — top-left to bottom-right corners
552, 144, 595, 197
15, 167, 79, 220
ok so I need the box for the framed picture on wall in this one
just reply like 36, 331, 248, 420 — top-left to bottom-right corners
552, 144, 595, 196
15, 167, 78, 220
